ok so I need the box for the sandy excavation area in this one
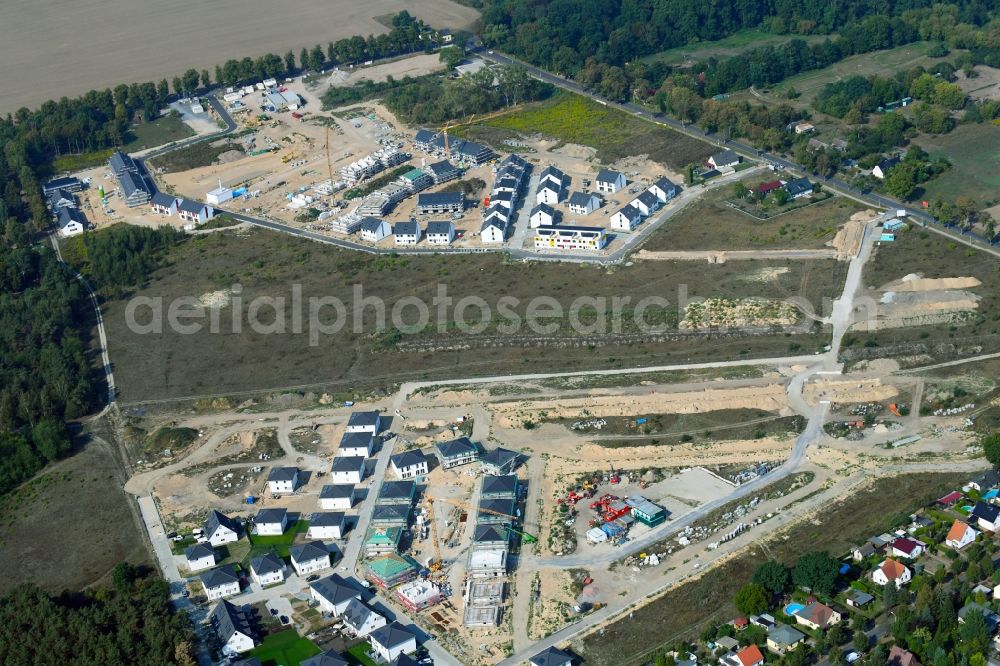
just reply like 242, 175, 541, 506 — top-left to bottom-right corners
0, 0, 479, 114
853, 272, 983, 331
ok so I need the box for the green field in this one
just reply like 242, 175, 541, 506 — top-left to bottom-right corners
641, 29, 825, 66
100, 228, 845, 403
247, 520, 309, 558
643, 176, 865, 251
249, 629, 321, 666
346, 641, 378, 666
455, 92, 711, 170
914, 123, 1000, 207
123, 113, 195, 152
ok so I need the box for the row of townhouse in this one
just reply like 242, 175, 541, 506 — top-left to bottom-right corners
357, 218, 458, 245
340, 147, 408, 184
412, 128, 496, 166
150, 191, 215, 224
609, 176, 679, 232
481, 154, 531, 243
109, 149, 154, 207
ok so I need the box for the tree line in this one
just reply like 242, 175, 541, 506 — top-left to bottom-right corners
0, 565, 196, 666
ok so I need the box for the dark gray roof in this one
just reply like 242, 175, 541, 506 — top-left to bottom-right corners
849, 590, 874, 605
340, 431, 374, 451
331, 456, 366, 472
302, 652, 350, 666
391, 654, 421, 666
267, 466, 298, 482
636, 190, 658, 207
456, 140, 492, 159
320, 484, 355, 499
310, 511, 346, 526
309, 573, 362, 607
427, 160, 459, 176
390, 449, 428, 469
435, 437, 479, 459
185, 543, 215, 561
972, 501, 1000, 523
205, 510, 239, 538
425, 220, 454, 235
370, 622, 415, 650
481, 474, 518, 496
359, 217, 387, 233
417, 192, 464, 206
234, 658, 263, 666
530, 203, 555, 218
58, 207, 84, 226
109, 149, 139, 174
393, 221, 420, 236
371, 504, 412, 522
119, 170, 151, 198
877, 156, 901, 172
785, 177, 813, 196
768, 623, 806, 646
151, 191, 177, 207
48, 188, 76, 206
530, 646, 574, 666
616, 204, 641, 219
481, 447, 519, 470
209, 600, 256, 643
539, 165, 565, 181
481, 217, 507, 232
536, 181, 560, 193
250, 551, 284, 575
971, 470, 1000, 488
290, 540, 329, 563
711, 149, 740, 165
653, 176, 677, 192
378, 480, 417, 502
348, 411, 380, 427
568, 191, 596, 207
255, 508, 287, 525
473, 524, 508, 543
200, 565, 239, 589
596, 169, 623, 184
178, 198, 205, 214
478, 498, 516, 519
414, 129, 435, 144
503, 154, 529, 168
43, 176, 81, 193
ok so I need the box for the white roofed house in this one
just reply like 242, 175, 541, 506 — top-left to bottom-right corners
567, 192, 600, 216
267, 466, 299, 495
208, 600, 257, 655
529, 203, 556, 228
205, 510, 241, 546
185, 543, 217, 572
57, 207, 86, 237
434, 437, 480, 470
425, 220, 455, 245
648, 176, 679, 202
393, 220, 422, 246
310, 573, 362, 616
319, 484, 357, 511
150, 191, 179, 216
594, 169, 626, 193
249, 551, 285, 587
467, 546, 508, 578
342, 598, 388, 637
370, 622, 417, 663
331, 456, 366, 484
390, 450, 429, 480
339, 431, 375, 458
177, 199, 214, 225
346, 411, 381, 434
290, 541, 332, 576
630, 190, 661, 217
610, 204, 642, 232
309, 512, 347, 540
254, 508, 288, 536
201, 565, 241, 601
359, 218, 392, 243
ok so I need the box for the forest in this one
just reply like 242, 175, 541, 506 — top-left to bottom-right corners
0, 565, 196, 666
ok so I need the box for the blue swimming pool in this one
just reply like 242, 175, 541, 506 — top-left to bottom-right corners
785, 603, 805, 616
984, 489, 998, 500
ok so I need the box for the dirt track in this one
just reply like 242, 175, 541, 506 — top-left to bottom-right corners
0, 0, 479, 114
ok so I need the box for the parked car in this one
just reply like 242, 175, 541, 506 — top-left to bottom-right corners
307, 574, 320, 582
280, 615, 290, 625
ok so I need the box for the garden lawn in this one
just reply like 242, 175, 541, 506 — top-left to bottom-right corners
249, 629, 321, 666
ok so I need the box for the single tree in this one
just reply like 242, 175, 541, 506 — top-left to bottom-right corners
734, 583, 769, 615
753, 560, 790, 594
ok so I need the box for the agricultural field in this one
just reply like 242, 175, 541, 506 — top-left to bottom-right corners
642, 176, 865, 251
574, 472, 969, 665
914, 123, 1000, 208
844, 228, 1000, 365
455, 92, 712, 171
0, 435, 148, 595
0, 0, 480, 114
640, 29, 825, 67
100, 228, 844, 403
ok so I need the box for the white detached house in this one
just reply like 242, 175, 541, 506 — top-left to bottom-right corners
346, 411, 381, 434
185, 543, 217, 572
610, 204, 642, 232
370, 622, 417, 662
291, 541, 332, 576
254, 508, 288, 536
205, 510, 240, 547
209, 601, 257, 655
201, 566, 241, 601
310, 574, 363, 616
390, 450, 429, 480
309, 512, 347, 540
872, 559, 911, 588
250, 551, 285, 587
945, 519, 979, 550
267, 466, 299, 495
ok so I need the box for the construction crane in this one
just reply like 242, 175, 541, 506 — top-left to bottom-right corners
325, 125, 334, 186
436, 108, 513, 159
424, 500, 444, 572
426, 495, 539, 544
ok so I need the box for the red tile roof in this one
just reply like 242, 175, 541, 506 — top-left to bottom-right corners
947, 519, 972, 543
736, 644, 765, 666
880, 558, 907, 580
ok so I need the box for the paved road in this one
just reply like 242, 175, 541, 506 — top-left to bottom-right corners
474, 48, 1000, 260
